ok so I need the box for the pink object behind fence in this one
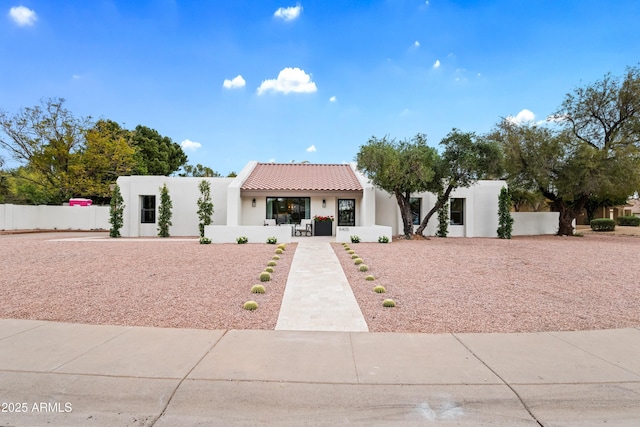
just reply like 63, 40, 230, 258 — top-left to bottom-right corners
68, 198, 92, 206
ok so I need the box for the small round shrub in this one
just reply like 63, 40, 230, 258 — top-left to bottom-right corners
344, 246, 351, 251
267, 260, 277, 266
275, 248, 283, 254
277, 243, 286, 250
354, 258, 363, 265
266, 236, 278, 244
350, 235, 360, 243
365, 275, 375, 281
351, 254, 359, 259
373, 285, 386, 293
378, 236, 389, 243
199, 237, 212, 244
347, 250, 355, 254
236, 236, 248, 244
617, 215, 640, 226
259, 271, 271, 282
265, 266, 274, 273
243, 301, 258, 310
382, 298, 396, 307
251, 284, 266, 294
590, 218, 616, 231
359, 264, 369, 272
272, 255, 280, 260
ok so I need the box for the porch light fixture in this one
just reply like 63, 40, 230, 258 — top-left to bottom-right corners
252, 198, 256, 207
322, 199, 326, 208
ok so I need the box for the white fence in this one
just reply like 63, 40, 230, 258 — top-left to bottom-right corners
512, 212, 563, 236
0, 204, 110, 231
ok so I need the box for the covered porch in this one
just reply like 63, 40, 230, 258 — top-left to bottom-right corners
235, 162, 371, 236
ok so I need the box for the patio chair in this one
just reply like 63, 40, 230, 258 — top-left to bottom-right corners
294, 219, 313, 236
264, 219, 276, 226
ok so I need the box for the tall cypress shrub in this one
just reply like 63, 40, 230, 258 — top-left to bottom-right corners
158, 183, 172, 238
497, 186, 514, 239
436, 194, 449, 237
109, 183, 125, 238
197, 180, 214, 238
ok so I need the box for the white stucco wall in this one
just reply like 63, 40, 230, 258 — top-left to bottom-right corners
335, 225, 393, 243
116, 176, 233, 237
512, 212, 561, 235
0, 204, 109, 231
227, 161, 257, 227
350, 163, 376, 227
369, 180, 506, 237
205, 225, 293, 243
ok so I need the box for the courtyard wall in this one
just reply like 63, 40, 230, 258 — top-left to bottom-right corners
0, 204, 109, 231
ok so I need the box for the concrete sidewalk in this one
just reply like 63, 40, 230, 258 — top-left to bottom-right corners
276, 238, 368, 332
1, 319, 639, 426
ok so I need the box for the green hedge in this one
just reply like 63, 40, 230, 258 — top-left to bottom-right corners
617, 215, 640, 226
590, 218, 616, 231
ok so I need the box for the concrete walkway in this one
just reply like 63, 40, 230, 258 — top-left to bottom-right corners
1, 319, 639, 426
275, 238, 368, 332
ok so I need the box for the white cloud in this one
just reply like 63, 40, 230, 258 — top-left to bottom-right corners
222, 75, 246, 89
9, 6, 37, 26
306, 145, 316, 152
329, 96, 336, 102
414, 40, 420, 48
257, 67, 317, 95
268, 158, 276, 163
507, 109, 536, 125
274, 3, 302, 21
72, 74, 80, 80
181, 139, 202, 151
433, 59, 441, 69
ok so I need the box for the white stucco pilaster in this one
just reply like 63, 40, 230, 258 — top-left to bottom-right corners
227, 161, 257, 226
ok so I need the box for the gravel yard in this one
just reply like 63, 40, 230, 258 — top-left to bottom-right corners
1, 231, 639, 333
334, 234, 640, 333
0, 233, 295, 330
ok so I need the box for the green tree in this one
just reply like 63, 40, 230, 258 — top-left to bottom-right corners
0, 169, 8, 203
0, 98, 91, 204
73, 120, 137, 203
492, 66, 640, 235
158, 183, 172, 237
109, 184, 125, 238
497, 187, 514, 239
356, 134, 439, 238
179, 163, 221, 177
508, 188, 548, 212
197, 179, 214, 238
415, 129, 503, 236
130, 125, 187, 175
584, 194, 629, 223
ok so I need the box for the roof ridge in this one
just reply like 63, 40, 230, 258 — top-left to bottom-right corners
256, 162, 351, 166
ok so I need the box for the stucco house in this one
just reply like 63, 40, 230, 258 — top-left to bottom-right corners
115, 160, 533, 242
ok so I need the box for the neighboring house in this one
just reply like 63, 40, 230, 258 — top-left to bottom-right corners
628, 199, 640, 217
115, 161, 511, 239
576, 198, 639, 224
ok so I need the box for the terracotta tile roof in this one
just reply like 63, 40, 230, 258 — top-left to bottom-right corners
241, 163, 363, 191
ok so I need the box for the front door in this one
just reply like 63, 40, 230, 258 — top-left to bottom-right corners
338, 199, 355, 226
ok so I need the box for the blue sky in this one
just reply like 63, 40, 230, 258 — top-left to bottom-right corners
2, 1, 639, 175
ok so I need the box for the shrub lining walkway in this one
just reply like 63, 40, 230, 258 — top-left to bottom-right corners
275, 238, 369, 331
